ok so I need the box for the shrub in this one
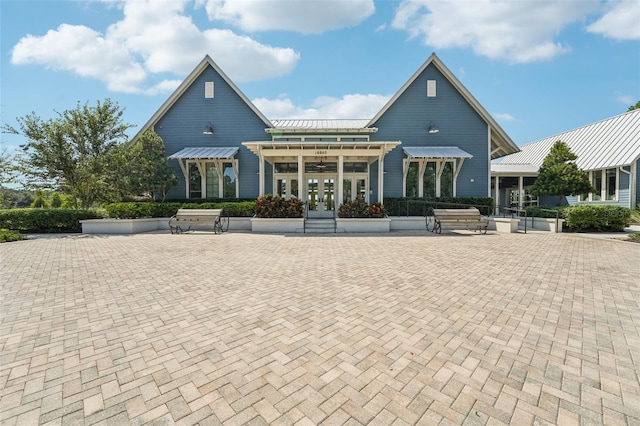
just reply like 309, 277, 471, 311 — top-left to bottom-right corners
563, 205, 631, 232
338, 197, 387, 218
104, 201, 256, 218
0, 229, 25, 243
521, 206, 566, 219
0, 209, 104, 233
50, 192, 62, 208
30, 190, 49, 209
254, 195, 303, 218
383, 197, 493, 216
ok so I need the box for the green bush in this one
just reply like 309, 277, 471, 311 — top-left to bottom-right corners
383, 197, 494, 216
0, 209, 104, 233
0, 229, 25, 243
563, 205, 631, 232
253, 195, 303, 218
103, 201, 256, 219
521, 206, 566, 218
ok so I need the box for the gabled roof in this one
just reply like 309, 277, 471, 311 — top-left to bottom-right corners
131, 55, 273, 143
366, 53, 519, 159
495, 109, 640, 171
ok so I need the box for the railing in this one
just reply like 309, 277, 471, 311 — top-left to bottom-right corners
496, 206, 561, 233
398, 199, 493, 217
303, 201, 309, 233
333, 200, 337, 233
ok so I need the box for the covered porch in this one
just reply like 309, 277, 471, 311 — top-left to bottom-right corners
242, 141, 400, 218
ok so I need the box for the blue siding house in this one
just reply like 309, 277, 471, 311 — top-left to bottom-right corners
134, 54, 519, 217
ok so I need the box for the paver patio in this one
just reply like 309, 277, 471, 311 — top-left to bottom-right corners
1, 230, 639, 425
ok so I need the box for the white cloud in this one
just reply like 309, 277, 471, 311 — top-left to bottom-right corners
202, 0, 375, 34
11, 0, 300, 94
253, 94, 391, 119
586, 0, 640, 40
494, 112, 516, 122
615, 94, 635, 105
392, 0, 599, 63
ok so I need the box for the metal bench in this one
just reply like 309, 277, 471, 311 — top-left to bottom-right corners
426, 207, 489, 234
169, 208, 229, 234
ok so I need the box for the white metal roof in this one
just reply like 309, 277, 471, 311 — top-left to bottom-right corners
271, 119, 370, 129
403, 146, 473, 159
168, 147, 239, 159
496, 109, 640, 171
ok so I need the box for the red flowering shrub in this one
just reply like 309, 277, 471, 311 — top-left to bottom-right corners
338, 196, 387, 218
254, 195, 304, 218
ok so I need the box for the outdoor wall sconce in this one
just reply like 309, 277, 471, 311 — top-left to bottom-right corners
316, 159, 327, 170
203, 122, 214, 135
428, 121, 439, 134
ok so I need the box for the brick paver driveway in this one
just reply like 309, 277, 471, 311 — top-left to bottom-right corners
2, 231, 640, 425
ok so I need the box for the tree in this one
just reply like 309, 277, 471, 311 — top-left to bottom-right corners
529, 140, 595, 206
3, 99, 133, 208
106, 131, 178, 201
628, 101, 640, 111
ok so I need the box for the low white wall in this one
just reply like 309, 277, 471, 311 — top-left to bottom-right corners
389, 217, 426, 230
82, 217, 252, 234
336, 218, 391, 233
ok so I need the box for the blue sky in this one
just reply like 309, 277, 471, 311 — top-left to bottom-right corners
1, 0, 639, 160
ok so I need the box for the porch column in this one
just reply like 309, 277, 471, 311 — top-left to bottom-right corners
518, 175, 524, 209
338, 155, 344, 209
494, 176, 501, 215
378, 154, 384, 202
298, 155, 304, 201
258, 155, 265, 196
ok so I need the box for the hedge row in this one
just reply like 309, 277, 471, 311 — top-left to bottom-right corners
383, 197, 494, 216
563, 205, 630, 232
103, 201, 255, 219
0, 209, 104, 233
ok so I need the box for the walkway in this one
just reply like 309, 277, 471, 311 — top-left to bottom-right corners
1, 230, 639, 425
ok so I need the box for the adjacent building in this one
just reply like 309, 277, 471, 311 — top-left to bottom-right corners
492, 109, 640, 210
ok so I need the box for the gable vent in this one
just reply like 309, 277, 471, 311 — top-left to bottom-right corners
427, 80, 436, 97
205, 82, 214, 99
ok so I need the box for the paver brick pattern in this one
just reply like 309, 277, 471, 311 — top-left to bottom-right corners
1, 231, 640, 425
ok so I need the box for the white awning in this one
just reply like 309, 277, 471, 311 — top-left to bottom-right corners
168, 147, 238, 159
403, 146, 473, 159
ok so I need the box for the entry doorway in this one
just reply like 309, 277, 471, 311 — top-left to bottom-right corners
307, 175, 335, 218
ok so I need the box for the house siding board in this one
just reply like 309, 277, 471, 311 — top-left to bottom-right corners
156, 65, 267, 199
371, 64, 489, 197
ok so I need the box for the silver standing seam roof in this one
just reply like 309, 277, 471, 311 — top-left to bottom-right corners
168, 147, 239, 159
403, 147, 473, 159
495, 109, 640, 171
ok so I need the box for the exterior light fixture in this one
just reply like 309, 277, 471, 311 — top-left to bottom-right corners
317, 159, 327, 170
203, 122, 214, 135
428, 121, 439, 134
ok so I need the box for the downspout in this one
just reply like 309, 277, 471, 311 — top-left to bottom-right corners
620, 165, 634, 209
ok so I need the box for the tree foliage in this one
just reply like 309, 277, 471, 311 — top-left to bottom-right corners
529, 141, 595, 204
3, 99, 133, 208
628, 101, 640, 111
107, 131, 178, 201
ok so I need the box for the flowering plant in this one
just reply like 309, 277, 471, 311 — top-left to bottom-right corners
254, 194, 304, 218
337, 196, 387, 218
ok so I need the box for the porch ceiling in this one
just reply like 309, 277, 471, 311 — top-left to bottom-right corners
242, 141, 401, 157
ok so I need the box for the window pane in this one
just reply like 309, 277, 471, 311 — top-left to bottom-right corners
344, 162, 367, 173
357, 179, 366, 200
606, 168, 616, 200
592, 172, 602, 200
406, 162, 418, 197
206, 164, 218, 198
343, 179, 352, 203
223, 163, 236, 198
291, 179, 298, 198
274, 162, 298, 173
189, 164, 201, 199
423, 162, 436, 198
441, 162, 453, 198
277, 178, 287, 198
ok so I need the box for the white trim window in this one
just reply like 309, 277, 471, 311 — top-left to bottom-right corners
187, 160, 238, 199
404, 159, 455, 197
580, 168, 618, 202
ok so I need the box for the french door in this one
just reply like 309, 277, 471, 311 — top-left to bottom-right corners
307, 175, 335, 218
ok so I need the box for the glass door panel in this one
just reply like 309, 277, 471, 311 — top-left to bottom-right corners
323, 178, 335, 212
307, 178, 319, 211
343, 179, 352, 203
